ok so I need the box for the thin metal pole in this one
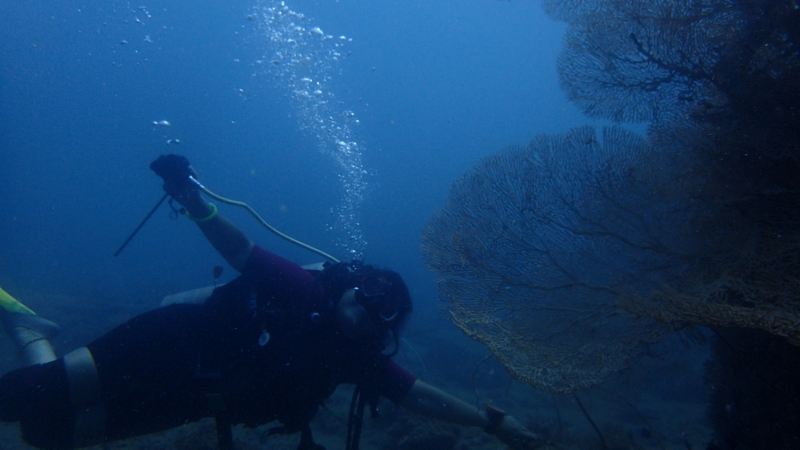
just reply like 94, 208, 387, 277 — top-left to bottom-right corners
113, 193, 169, 256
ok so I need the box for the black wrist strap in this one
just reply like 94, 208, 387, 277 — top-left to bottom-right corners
485, 404, 506, 434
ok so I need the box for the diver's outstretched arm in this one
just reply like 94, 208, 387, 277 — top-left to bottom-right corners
151, 155, 254, 272
400, 379, 545, 449
178, 192, 254, 272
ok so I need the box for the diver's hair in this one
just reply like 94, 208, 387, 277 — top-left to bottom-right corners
315, 260, 413, 340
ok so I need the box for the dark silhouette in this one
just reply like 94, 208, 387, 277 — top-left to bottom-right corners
705, 328, 800, 450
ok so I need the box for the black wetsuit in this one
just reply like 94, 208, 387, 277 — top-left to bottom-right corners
0, 246, 415, 449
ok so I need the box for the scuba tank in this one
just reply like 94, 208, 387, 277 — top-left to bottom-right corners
159, 262, 329, 307
0, 286, 61, 367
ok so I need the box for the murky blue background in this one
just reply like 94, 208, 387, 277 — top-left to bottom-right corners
1, 2, 722, 449
1, 0, 583, 317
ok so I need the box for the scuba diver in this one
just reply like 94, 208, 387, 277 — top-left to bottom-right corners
0, 155, 542, 450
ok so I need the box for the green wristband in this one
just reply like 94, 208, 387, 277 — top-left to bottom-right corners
186, 203, 218, 223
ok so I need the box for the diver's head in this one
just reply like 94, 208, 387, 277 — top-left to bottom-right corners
315, 261, 412, 343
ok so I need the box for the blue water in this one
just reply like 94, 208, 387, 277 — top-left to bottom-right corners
1, 0, 583, 316
1, 2, 731, 449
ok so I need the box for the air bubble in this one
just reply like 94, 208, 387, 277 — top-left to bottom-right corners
253, 0, 367, 258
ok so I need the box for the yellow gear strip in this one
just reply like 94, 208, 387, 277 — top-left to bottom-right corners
0, 286, 36, 315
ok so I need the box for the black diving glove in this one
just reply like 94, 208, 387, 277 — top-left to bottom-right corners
150, 154, 194, 183
150, 154, 200, 203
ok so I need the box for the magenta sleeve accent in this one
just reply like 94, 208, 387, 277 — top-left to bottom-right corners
243, 246, 315, 283
380, 360, 417, 404
242, 246, 322, 307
